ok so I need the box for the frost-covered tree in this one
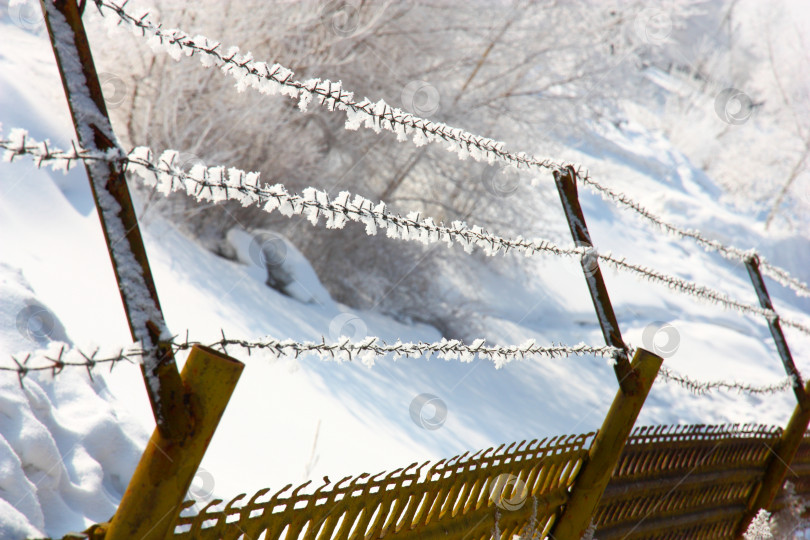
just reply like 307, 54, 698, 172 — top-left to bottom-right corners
771, 482, 810, 539
647, 0, 810, 232
86, 0, 706, 332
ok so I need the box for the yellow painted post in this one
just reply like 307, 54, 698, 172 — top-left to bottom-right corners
735, 379, 810, 538
103, 346, 244, 540
549, 348, 663, 540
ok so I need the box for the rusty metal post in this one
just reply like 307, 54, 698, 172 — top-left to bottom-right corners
549, 348, 663, 540
736, 380, 810, 538
40, 0, 188, 439
102, 346, 244, 540
744, 254, 808, 408
553, 166, 638, 394
736, 254, 810, 537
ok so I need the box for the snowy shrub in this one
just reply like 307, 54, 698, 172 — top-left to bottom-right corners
772, 482, 810, 539
86, 0, 709, 329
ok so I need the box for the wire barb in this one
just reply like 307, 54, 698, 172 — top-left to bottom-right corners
89, 0, 810, 303
658, 366, 792, 396
1, 336, 615, 382
4, 130, 810, 340
0, 336, 791, 397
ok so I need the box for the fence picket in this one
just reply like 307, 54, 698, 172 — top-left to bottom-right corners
4, 2, 808, 539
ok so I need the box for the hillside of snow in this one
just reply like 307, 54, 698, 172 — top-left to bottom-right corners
2, 4, 810, 539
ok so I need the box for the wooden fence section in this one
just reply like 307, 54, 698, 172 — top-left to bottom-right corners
164, 424, 810, 540
170, 433, 592, 539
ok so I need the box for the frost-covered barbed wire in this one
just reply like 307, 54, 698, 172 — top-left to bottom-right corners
1, 130, 582, 258
180, 336, 619, 368
4, 130, 810, 339
93, 0, 810, 301
126, 147, 581, 258
658, 366, 793, 396
4, 339, 792, 397
599, 254, 810, 337
578, 175, 810, 299
0, 127, 109, 170
2, 337, 619, 385
91, 0, 565, 172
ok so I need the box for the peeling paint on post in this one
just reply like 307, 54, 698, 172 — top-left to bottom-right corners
737, 254, 810, 537
553, 166, 637, 394
40, 0, 189, 440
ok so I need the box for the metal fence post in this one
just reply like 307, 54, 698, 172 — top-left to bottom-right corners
103, 346, 244, 540
553, 165, 638, 395
549, 165, 663, 536
736, 254, 810, 537
744, 254, 808, 408
40, 3, 246, 538
40, 0, 188, 439
549, 348, 662, 539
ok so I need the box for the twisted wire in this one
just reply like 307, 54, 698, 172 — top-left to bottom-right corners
91, 0, 564, 172
3, 338, 792, 396
579, 174, 810, 298
92, 0, 810, 301
4, 131, 809, 338
2, 336, 618, 385
657, 366, 793, 396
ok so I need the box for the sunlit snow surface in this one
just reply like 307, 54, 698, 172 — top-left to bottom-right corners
1, 8, 810, 539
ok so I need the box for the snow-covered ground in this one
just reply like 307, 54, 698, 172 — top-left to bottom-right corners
2, 4, 810, 539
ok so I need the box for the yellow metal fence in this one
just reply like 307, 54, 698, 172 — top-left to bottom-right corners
171, 433, 593, 539
593, 424, 783, 539
165, 424, 810, 540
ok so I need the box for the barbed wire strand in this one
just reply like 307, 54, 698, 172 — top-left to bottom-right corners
4, 131, 809, 339
657, 366, 792, 396
1, 132, 583, 257
577, 175, 810, 298
92, 0, 563, 170
599, 254, 810, 336
91, 0, 810, 300
3, 337, 617, 381
4, 338, 791, 396
5, 345, 143, 387
186, 335, 620, 367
